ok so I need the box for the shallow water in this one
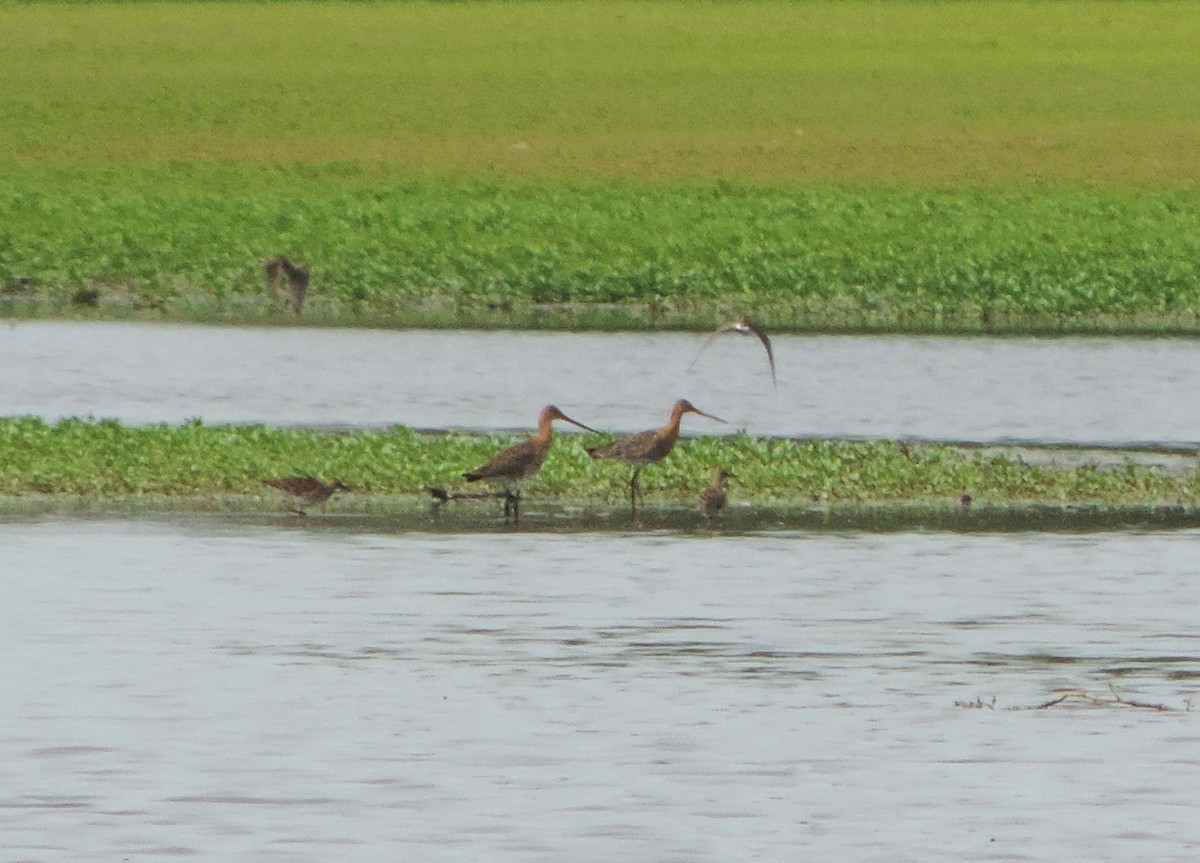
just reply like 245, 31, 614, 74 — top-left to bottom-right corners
4, 320, 1200, 446
3, 517, 1199, 861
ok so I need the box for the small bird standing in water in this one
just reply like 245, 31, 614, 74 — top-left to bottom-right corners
463, 405, 598, 523
587, 399, 725, 515
690, 315, 776, 386
264, 255, 311, 315
263, 476, 349, 516
699, 467, 735, 517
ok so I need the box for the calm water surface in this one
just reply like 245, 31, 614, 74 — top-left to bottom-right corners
3, 518, 1199, 861
4, 321, 1200, 446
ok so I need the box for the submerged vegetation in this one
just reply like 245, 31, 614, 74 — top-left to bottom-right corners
1, 418, 1196, 514
2, 1, 1200, 333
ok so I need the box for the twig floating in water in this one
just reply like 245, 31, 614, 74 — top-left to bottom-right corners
957, 685, 1185, 712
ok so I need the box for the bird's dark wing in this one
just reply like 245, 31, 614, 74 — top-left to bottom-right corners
743, 318, 777, 386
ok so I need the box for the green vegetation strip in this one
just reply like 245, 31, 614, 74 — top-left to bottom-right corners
2, 418, 1195, 512
4, 178, 1200, 334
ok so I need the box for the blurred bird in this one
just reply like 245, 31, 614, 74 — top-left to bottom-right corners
699, 467, 736, 517
264, 255, 310, 315
263, 476, 349, 515
690, 315, 776, 386
587, 399, 725, 515
464, 405, 598, 523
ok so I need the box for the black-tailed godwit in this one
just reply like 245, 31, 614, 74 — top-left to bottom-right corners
587, 399, 725, 515
463, 405, 598, 522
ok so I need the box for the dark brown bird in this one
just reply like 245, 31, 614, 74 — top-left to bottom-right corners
690, 315, 776, 386
264, 255, 311, 315
464, 405, 598, 523
264, 476, 348, 515
699, 467, 736, 517
587, 399, 725, 515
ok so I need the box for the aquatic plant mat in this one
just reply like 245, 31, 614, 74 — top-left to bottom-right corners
4, 418, 1199, 515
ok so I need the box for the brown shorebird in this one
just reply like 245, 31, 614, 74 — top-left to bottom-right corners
463, 405, 598, 523
587, 399, 725, 515
264, 255, 311, 315
264, 476, 349, 515
699, 467, 736, 517
690, 315, 776, 386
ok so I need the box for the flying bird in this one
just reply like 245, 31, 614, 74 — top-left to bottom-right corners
690, 315, 776, 386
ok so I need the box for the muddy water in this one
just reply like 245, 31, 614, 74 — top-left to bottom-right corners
3, 517, 1199, 861
4, 321, 1200, 446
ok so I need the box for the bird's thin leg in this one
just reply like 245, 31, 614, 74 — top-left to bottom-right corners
501, 490, 522, 523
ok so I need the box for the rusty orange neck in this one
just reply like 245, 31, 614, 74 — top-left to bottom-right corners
658, 408, 686, 445
534, 413, 556, 445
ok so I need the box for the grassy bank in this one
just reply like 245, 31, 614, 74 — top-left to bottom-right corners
3, 2, 1200, 333
2, 418, 1195, 510
4, 175, 1200, 333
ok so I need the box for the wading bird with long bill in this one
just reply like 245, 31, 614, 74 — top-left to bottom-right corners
463, 404, 598, 523
587, 399, 725, 515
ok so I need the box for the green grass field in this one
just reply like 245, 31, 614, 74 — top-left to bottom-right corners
6, 1, 1200, 184
3, 1, 1200, 330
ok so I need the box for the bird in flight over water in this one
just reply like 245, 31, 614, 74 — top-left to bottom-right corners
689, 315, 776, 386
